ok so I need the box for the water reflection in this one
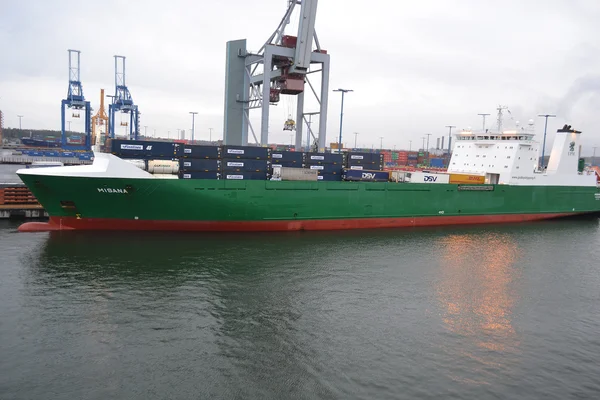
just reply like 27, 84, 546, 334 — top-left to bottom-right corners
436, 231, 522, 387
438, 233, 521, 348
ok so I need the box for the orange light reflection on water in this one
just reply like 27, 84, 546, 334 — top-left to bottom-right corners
436, 232, 522, 381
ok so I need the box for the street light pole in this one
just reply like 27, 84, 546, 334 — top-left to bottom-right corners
17, 115, 23, 130
189, 111, 198, 142
333, 88, 353, 153
208, 128, 213, 143
353, 132, 359, 148
144, 125, 148, 137
537, 114, 556, 170
593, 146, 597, 167
409, 140, 412, 151
379, 136, 384, 149
425, 133, 432, 166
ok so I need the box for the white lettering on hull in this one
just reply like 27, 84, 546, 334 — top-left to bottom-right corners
97, 188, 129, 194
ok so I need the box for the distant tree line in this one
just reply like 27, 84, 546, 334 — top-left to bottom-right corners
2, 128, 80, 140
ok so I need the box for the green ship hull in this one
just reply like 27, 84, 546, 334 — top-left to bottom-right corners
15, 173, 600, 232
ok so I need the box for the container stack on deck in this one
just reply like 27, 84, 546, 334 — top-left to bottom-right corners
109, 139, 389, 182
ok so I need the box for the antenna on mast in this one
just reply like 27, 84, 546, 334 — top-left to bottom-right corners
496, 105, 508, 133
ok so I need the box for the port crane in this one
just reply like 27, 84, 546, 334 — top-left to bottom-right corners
223, 0, 330, 150
61, 49, 92, 150
91, 89, 109, 150
108, 55, 140, 140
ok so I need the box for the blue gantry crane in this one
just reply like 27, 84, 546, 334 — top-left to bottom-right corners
108, 55, 140, 140
61, 49, 92, 150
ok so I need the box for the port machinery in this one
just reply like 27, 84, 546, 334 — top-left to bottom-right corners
61, 49, 92, 150
223, 0, 330, 151
108, 55, 140, 141
91, 89, 109, 150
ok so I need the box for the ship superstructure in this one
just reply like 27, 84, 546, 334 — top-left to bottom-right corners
448, 125, 594, 187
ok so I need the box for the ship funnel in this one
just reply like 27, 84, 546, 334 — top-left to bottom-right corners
545, 125, 582, 175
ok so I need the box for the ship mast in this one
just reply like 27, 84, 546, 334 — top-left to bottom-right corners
496, 105, 508, 133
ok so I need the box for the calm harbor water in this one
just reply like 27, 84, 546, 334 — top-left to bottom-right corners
0, 163, 22, 182
1, 217, 600, 399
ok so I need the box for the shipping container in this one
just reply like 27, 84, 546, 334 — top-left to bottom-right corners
223, 172, 271, 180
271, 151, 305, 164
305, 163, 344, 174
179, 159, 221, 172
124, 159, 147, 170
148, 160, 179, 174
390, 171, 409, 182
405, 172, 450, 184
348, 165, 367, 170
273, 167, 318, 181
271, 161, 302, 169
221, 145, 271, 160
448, 174, 485, 184
304, 152, 344, 165
182, 145, 220, 159
179, 171, 221, 180
111, 139, 181, 160
342, 169, 390, 182
430, 158, 445, 168
347, 157, 383, 164
221, 158, 271, 172
316, 173, 343, 181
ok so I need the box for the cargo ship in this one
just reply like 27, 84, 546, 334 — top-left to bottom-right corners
20, 137, 61, 148
15, 125, 600, 232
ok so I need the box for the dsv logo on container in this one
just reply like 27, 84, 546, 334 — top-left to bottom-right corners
362, 173, 377, 179
423, 175, 438, 182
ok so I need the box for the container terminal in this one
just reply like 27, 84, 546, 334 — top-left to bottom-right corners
2, 0, 600, 228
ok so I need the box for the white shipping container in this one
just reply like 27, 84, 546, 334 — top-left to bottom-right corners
147, 160, 179, 174
275, 167, 318, 181
405, 172, 450, 184
124, 159, 147, 170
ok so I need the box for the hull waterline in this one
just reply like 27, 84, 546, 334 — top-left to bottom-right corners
18, 212, 584, 233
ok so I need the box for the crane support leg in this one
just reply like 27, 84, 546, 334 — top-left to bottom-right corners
295, 91, 304, 150
260, 46, 273, 146
84, 101, 91, 149
318, 55, 330, 151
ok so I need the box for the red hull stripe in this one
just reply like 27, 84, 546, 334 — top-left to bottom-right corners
18, 213, 580, 232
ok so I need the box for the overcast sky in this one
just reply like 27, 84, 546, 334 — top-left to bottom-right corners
1, 0, 599, 153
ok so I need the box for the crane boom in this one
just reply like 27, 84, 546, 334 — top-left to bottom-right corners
291, 0, 318, 74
